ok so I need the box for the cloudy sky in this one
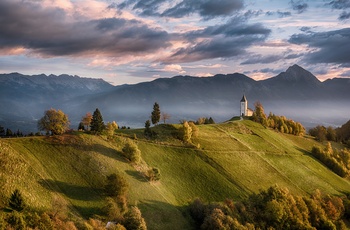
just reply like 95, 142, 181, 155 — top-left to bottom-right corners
0, 0, 350, 85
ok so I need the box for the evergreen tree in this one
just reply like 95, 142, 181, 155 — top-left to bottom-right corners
151, 102, 161, 125
0, 125, 4, 136
90, 108, 105, 134
6, 128, 13, 137
144, 120, 151, 137
208, 117, 215, 124
78, 122, 85, 131
9, 189, 26, 212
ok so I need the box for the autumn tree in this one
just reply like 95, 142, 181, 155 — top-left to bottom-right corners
123, 206, 147, 230
37, 108, 70, 135
81, 112, 92, 131
106, 121, 118, 137
90, 108, 104, 134
151, 102, 161, 125
182, 121, 192, 143
161, 112, 171, 124
251, 101, 267, 126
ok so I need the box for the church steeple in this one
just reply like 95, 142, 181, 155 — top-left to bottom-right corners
240, 94, 248, 117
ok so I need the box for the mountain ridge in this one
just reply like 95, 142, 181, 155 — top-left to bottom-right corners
0, 65, 349, 132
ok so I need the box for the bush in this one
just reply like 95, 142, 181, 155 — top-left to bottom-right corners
123, 206, 147, 230
122, 142, 141, 164
147, 167, 161, 181
105, 173, 129, 198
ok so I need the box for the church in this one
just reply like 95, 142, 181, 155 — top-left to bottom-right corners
240, 94, 254, 117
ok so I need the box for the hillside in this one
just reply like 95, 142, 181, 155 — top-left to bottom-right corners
1, 120, 350, 229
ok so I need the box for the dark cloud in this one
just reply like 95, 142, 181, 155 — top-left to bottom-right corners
162, 18, 271, 63
339, 11, 350, 20
327, 0, 350, 9
266, 11, 292, 18
118, 0, 244, 19
241, 54, 281, 65
0, 0, 170, 57
290, 0, 308, 13
289, 28, 350, 64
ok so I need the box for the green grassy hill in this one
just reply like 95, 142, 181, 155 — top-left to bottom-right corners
1, 120, 350, 229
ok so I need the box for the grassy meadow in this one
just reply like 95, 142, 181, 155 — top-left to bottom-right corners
1, 120, 350, 229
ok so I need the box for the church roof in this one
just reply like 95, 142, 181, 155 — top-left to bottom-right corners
240, 94, 247, 102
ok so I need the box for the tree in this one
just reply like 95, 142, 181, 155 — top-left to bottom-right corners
106, 121, 118, 137
0, 125, 4, 136
6, 128, 13, 137
78, 122, 85, 131
251, 101, 267, 126
161, 112, 171, 124
144, 120, 151, 137
37, 108, 70, 135
122, 141, 141, 164
81, 112, 92, 131
105, 173, 129, 198
151, 102, 161, 125
208, 117, 215, 124
123, 206, 147, 230
182, 121, 192, 143
9, 189, 26, 212
90, 108, 104, 134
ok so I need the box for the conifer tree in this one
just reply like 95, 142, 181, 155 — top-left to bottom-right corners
9, 189, 26, 212
90, 108, 104, 133
151, 102, 161, 125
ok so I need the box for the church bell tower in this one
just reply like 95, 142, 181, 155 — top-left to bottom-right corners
240, 94, 247, 117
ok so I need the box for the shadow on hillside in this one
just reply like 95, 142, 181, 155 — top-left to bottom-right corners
295, 146, 310, 155
125, 170, 148, 182
69, 204, 104, 219
39, 179, 103, 201
91, 143, 129, 163
137, 200, 193, 229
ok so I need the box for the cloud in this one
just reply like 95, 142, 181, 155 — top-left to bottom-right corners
241, 54, 281, 65
162, 17, 271, 63
266, 11, 292, 18
118, 0, 244, 19
289, 28, 350, 64
0, 0, 170, 58
290, 0, 308, 13
327, 0, 350, 9
339, 11, 350, 20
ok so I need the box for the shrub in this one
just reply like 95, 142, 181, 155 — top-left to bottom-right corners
147, 167, 161, 181
105, 173, 129, 198
123, 206, 147, 230
122, 142, 141, 164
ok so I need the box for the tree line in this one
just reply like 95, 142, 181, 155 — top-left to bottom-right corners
251, 102, 305, 136
309, 120, 350, 147
189, 185, 350, 230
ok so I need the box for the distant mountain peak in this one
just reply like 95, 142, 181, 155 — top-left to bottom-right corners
276, 64, 321, 84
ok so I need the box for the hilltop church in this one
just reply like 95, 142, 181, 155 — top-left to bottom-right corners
240, 94, 254, 117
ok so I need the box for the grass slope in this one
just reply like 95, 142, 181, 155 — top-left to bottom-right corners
1, 120, 350, 229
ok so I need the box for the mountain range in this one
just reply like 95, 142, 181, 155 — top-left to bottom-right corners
1, 65, 349, 133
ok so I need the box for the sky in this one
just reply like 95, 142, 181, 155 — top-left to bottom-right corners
0, 0, 350, 85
